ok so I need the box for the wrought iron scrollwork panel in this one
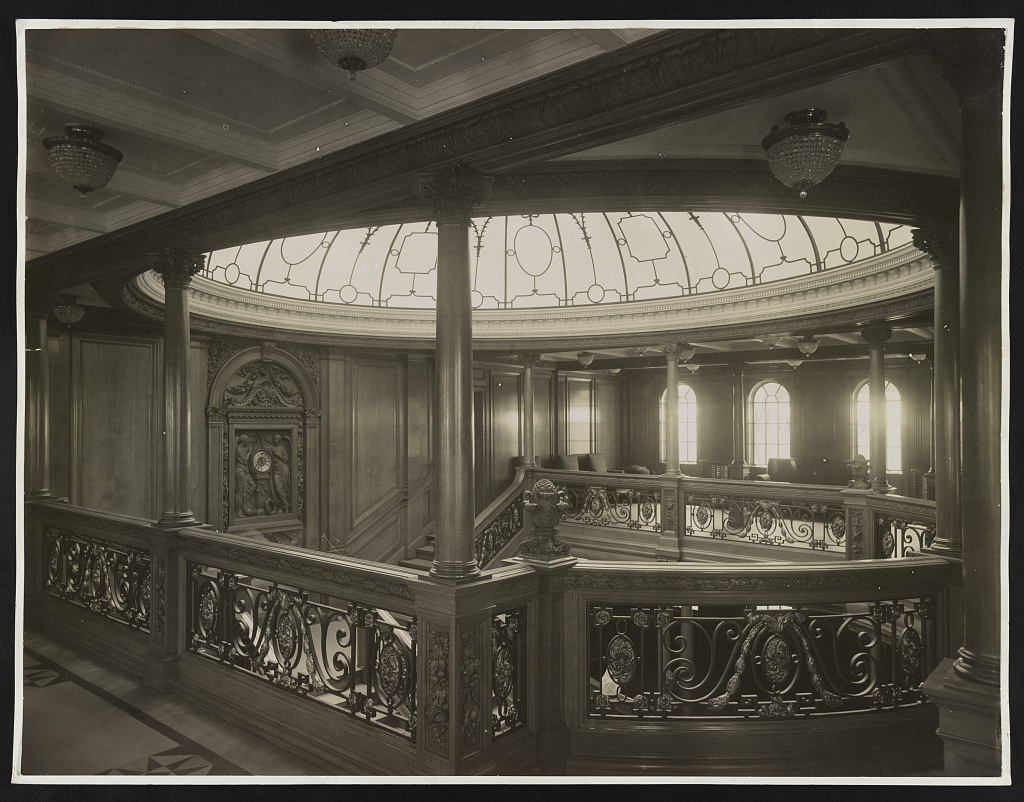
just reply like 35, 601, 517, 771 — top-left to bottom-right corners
874, 515, 935, 559
476, 497, 524, 568
684, 494, 845, 551
559, 483, 661, 532
44, 528, 151, 631
492, 609, 526, 738
187, 563, 416, 740
586, 598, 931, 720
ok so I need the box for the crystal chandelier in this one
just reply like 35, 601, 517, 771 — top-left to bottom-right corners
310, 29, 398, 80
42, 124, 123, 198
797, 335, 820, 356
53, 295, 85, 326
762, 109, 849, 198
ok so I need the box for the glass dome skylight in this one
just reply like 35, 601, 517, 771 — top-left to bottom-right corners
200, 212, 911, 310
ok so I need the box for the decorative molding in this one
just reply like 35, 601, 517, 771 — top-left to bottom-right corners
850, 511, 863, 561
427, 627, 450, 752
174, 535, 415, 601
34, 506, 152, 543
663, 489, 677, 530
493, 574, 537, 601
279, 345, 320, 391
206, 339, 248, 390
564, 561, 950, 592
927, 28, 1006, 103
459, 628, 482, 749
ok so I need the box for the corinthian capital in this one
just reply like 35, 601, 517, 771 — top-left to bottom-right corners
927, 28, 1005, 105
413, 164, 494, 225
149, 249, 206, 290
862, 324, 892, 349
912, 225, 959, 270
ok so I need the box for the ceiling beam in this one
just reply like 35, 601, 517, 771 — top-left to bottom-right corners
27, 64, 280, 171
184, 29, 421, 125
25, 198, 110, 233
27, 28, 940, 292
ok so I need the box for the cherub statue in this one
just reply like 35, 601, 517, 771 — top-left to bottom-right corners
847, 453, 871, 490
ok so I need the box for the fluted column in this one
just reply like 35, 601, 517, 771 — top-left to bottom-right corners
521, 353, 539, 469
728, 356, 747, 479
24, 290, 54, 499
661, 344, 680, 477
150, 249, 205, 528
415, 165, 493, 581
913, 226, 960, 551
863, 325, 893, 493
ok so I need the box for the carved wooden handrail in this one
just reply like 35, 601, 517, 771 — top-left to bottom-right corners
473, 465, 530, 569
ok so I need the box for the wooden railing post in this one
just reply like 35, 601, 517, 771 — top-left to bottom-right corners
656, 476, 684, 562
143, 525, 180, 692
842, 489, 875, 560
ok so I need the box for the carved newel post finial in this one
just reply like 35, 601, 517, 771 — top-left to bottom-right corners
519, 479, 571, 558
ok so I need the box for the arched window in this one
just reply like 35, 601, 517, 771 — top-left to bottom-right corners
659, 383, 697, 463
748, 381, 791, 465
853, 380, 902, 471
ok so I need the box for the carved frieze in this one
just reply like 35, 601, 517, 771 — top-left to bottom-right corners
206, 339, 248, 389
460, 628, 482, 749
223, 361, 303, 408
427, 627, 450, 751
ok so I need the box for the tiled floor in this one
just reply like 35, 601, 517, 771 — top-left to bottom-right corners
19, 628, 325, 778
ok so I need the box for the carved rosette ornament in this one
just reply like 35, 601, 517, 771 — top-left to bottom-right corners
149, 249, 206, 290
911, 224, 959, 271
519, 478, 571, 558
413, 164, 494, 226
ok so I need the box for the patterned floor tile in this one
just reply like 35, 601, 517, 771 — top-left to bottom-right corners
23, 666, 69, 688
99, 747, 214, 776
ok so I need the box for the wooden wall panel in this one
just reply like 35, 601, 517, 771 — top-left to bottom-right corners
352, 360, 400, 523
798, 374, 837, 463
407, 358, 432, 487
346, 516, 402, 564
48, 332, 70, 500
595, 380, 619, 469
490, 371, 521, 495
566, 377, 592, 455
189, 340, 208, 523
76, 335, 160, 518
699, 376, 734, 464
533, 371, 555, 465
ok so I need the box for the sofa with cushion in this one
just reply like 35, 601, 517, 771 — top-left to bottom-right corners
753, 457, 799, 483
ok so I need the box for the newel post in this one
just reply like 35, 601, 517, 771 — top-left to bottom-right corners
841, 489, 875, 560
143, 525, 182, 692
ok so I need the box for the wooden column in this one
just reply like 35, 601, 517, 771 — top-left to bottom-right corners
863, 325, 893, 493
661, 344, 680, 477
24, 291, 54, 499
913, 225, 961, 551
150, 249, 204, 528
921, 28, 1004, 777
415, 165, 493, 581
728, 356, 747, 479
521, 352, 539, 469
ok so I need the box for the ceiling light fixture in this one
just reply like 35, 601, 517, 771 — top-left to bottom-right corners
909, 353, 928, 364
761, 334, 783, 350
53, 295, 85, 326
762, 109, 849, 198
786, 359, 804, 369
684, 363, 700, 373
679, 343, 697, 362
310, 29, 398, 80
577, 351, 595, 368
797, 335, 820, 356
42, 124, 123, 198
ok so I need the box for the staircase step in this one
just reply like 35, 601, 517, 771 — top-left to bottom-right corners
398, 557, 433, 571
415, 545, 436, 560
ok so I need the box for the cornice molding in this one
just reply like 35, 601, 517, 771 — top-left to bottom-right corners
28, 27, 929, 293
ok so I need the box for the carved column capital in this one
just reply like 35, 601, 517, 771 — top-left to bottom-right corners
413, 164, 494, 226
520, 352, 541, 367
727, 355, 746, 374
912, 225, 959, 270
862, 325, 892, 349
659, 343, 681, 357
927, 28, 1006, 106
149, 249, 206, 290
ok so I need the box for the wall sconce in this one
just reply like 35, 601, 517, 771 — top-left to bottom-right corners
577, 351, 595, 368
797, 335, 820, 356
53, 295, 85, 326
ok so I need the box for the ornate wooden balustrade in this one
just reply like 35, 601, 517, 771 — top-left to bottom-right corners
24, 496, 951, 776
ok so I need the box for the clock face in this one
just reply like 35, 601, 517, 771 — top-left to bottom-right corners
252, 450, 272, 473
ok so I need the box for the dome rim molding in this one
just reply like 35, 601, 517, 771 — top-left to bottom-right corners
123, 243, 934, 349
